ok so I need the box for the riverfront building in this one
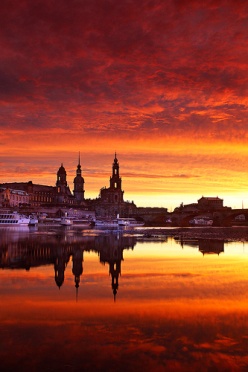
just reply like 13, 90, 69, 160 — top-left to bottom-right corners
0, 153, 137, 218
0, 156, 86, 209
197, 196, 224, 210
0, 187, 29, 207
90, 153, 137, 218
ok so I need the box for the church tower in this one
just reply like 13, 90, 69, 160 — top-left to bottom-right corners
73, 153, 85, 202
110, 152, 122, 190
56, 163, 67, 194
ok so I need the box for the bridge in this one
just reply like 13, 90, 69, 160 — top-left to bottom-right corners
167, 208, 248, 227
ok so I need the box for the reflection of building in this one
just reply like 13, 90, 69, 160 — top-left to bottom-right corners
0, 230, 137, 298
99, 241, 124, 301
199, 239, 224, 255
54, 246, 70, 288
176, 238, 224, 255
72, 247, 84, 301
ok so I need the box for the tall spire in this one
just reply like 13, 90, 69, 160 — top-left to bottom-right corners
76, 285, 79, 303
73, 152, 85, 202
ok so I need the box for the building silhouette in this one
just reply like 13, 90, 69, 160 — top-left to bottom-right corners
91, 153, 137, 218
73, 153, 85, 202
0, 153, 138, 219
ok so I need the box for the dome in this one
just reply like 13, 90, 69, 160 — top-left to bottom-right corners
57, 163, 66, 174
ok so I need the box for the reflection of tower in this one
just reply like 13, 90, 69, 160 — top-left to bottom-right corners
109, 260, 121, 301
99, 237, 123, 301
54, 247, 68, 289
72, 248, 84, 300
56, 163, 67, 194
73, 153, 85, 202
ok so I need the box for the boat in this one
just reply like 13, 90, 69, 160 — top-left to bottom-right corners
94, 216, 145, 228
0, 211, 30, 225
117, 218, 145, 227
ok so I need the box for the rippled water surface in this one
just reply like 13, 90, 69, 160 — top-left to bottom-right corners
0, 226, 248, 371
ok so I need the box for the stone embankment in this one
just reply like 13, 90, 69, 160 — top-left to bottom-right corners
135, 227, 248, 241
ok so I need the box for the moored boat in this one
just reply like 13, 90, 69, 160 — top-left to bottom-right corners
0, 211, 30, 226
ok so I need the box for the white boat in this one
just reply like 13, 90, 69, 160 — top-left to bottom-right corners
0, 211, 30, 225
117, 218, 145, 227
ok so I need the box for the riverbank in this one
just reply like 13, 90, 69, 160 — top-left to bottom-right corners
135, 226, 248, 241
16, 223, 248, 242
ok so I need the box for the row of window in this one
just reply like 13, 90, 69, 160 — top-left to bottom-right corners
0, 220, 18, 224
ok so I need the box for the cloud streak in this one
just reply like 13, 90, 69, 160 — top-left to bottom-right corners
0, 0, 247, 207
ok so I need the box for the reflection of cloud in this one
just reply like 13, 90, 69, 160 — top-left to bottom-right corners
123, 272, 200, 279
1, 307, 248, 371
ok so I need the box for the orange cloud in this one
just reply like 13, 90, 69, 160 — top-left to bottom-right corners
0, 0, 248, 208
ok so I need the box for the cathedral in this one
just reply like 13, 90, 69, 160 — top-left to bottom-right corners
0, 153, 137, 217
90, 153, 137, 218
0, 154, 85, 208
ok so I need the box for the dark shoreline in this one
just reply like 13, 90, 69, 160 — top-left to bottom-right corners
134, 226, 248, 241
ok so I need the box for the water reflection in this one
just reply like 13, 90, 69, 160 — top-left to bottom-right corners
0, 227, 248, 371
0, 228, 137, 300
176, 237, 225, 255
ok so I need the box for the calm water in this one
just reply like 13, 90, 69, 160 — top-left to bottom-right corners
0, 226, 248, 371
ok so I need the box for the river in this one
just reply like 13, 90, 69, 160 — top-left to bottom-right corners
0, 225, 248, 371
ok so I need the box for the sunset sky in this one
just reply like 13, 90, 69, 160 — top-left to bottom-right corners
0, 0, 247, 209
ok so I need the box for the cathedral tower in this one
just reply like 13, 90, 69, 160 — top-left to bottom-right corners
56, 163, 67, 194
73, 153, 85, 202
97, 153, 126, 217
110, 152, 122, 190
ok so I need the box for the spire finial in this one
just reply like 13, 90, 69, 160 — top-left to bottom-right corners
76, 286, 78, 303
115, 151, 117, 159
78, 152, 81, 166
